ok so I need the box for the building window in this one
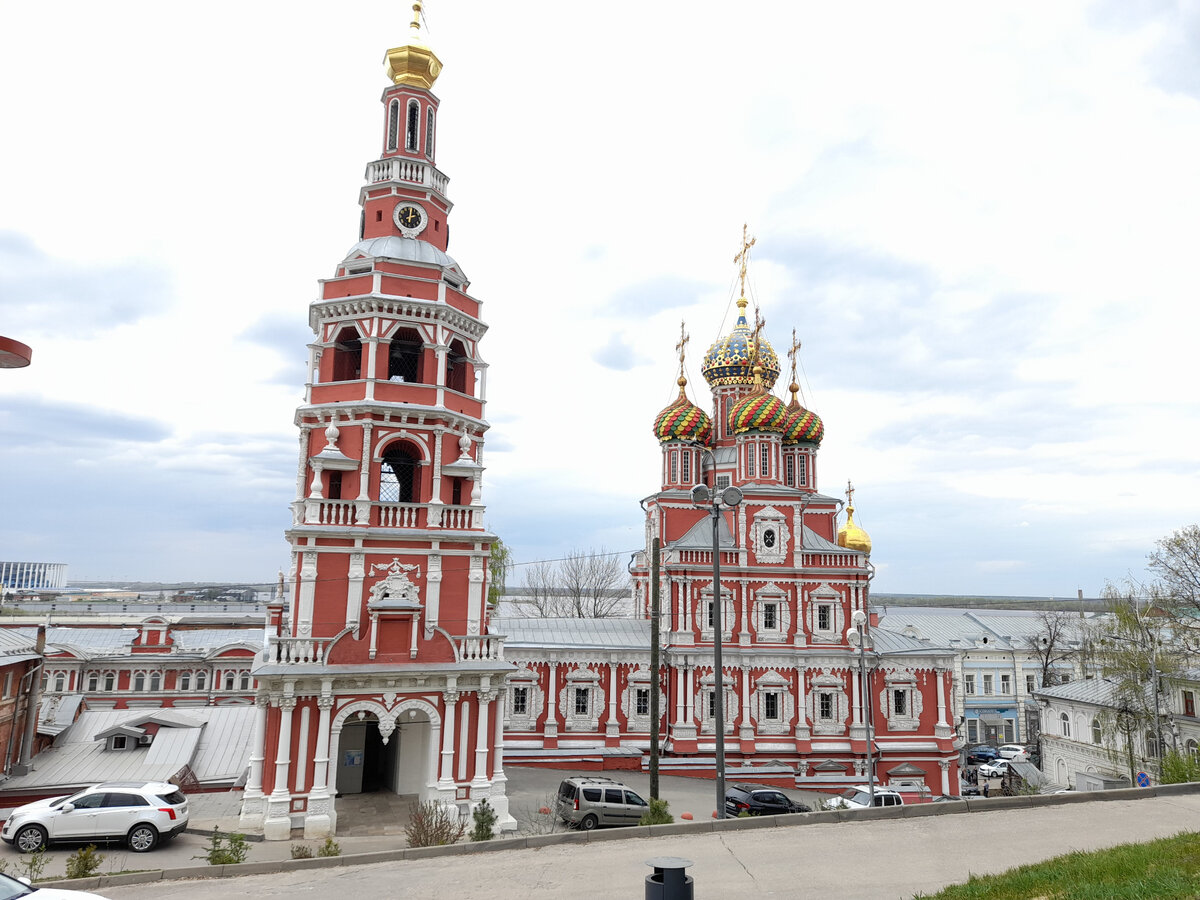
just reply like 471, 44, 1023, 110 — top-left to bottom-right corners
179, 672, 191, 691
983, 674, 993, 695
1091, 718, 1102, 744
240, 672, 252, 691
1003, 719, 1015, 742
425, 107, 435, 159
1185, 690, 1195, 718
707, 601, 715, 629
1188, 739, 1198, 757
574, 688, 589, 716
54, 673, 65, 692
1059, 712, 1071, 738
763, 529, 776, 550
785, 455, 794, 486
104, 673, 115, 692
1060, 673, 1071, 684
112, 735, 127, 750
133, 673, 145, 692
636, 688, 650, 716
966, 719, 979, 742
764, 692, 780, 720
681, 452, 691, 484
149, 672, 161, 692
893, 690, 907, 717
224, 672, 235, 691
387, 329, 423, 382
817, 604, 832, 631
3, 672, 13, 697
747, 445, 755, 478
669, 451, 678, 483
405, 99, 419, 152
380, 444, 420, 503
1146, 730, 1160, 758
760, 444, 770, 478
716, 475, 731, 489
512, 687, 528, 715
1026, 674, 1036, 694
797, 455, 807, 486
818, 692, 834, 721
387, 99, 400, 152
196, 671, 208, 691
330, 327, 362, 382
1000, 675, 1010, 694
763, 603, 777, 631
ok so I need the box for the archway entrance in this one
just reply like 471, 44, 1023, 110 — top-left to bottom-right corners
333, 708, 435, 797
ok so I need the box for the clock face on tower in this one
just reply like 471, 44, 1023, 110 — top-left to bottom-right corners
393, 203, 428, 237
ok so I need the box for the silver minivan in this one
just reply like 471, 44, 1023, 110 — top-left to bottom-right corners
555, 776, 649, 830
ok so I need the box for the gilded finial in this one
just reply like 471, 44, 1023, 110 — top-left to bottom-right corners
675, 321, 690, 394
845, 479, 855, 509
837, 480, 872, 554
410, 1, 423, 34
733, 224, 757, 300
749, 308, 767, 394
786, 328, 802, 407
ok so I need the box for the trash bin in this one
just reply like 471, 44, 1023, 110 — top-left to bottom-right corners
645, 856, 693, 900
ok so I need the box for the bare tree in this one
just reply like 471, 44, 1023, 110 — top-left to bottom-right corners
520, 560, 566, 617
1023, 610, 1081, 687
559, 548, 628, 618
1148, 524, 1200, 653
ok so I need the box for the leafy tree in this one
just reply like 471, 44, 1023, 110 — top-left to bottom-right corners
487, 538, 510, 606
1023, 609, 1083, 687
1148, 524, 1200, 653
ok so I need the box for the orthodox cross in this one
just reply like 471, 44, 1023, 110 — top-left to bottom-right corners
733, 224, 756, 298
749, 307, 766, 384
845, 480, 855, 507
675, 320, 689, 378
787, 328, 801, 383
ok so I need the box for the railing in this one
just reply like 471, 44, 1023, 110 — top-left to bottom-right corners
313, 500, 356, 526
454, 634, 505, 663
439, 505, 475, 530
675, 550, 740, 566
299, 501, 484, 531
802, 552, 862, 568
268, 636, 330, 665
377, 502, 425, 528
364, 158, 449, 194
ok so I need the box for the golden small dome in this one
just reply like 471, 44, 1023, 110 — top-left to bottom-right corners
837, 504, 872, 555
385, 2, 443, 89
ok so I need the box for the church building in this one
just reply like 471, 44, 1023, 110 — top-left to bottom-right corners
239, 8, 513, 838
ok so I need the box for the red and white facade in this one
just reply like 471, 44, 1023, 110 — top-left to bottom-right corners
239, 17, 511, 839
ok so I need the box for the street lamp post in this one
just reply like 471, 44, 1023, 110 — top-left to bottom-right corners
847, 609, 875, 806
690, 481, 742, 820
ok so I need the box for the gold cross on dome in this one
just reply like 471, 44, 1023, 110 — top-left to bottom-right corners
749, 307, 765, 374
733, 224, 757, 299
845, 480, 855, 507
675, 320, 689, 373
787, 328, 801, 382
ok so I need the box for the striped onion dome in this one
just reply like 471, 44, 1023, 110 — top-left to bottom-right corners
782, 381, 824, 445
702, 298, 780, 390
653, 377, 712, 444
728, 389, 788, 435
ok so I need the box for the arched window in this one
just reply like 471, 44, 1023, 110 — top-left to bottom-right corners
747, 444, 756, 478
1059, 712, 1071, 738
380, 443, 421, 503
446, 339, 470, 394
425, 107, 435, 159
133, 672, 146, 692
1091, 718, 1102, 744
195, 671, 208, 691
387, 99, 400, 151
405, 99, 419, 152
224, 672, 236, 691
240, 672, 252, 691
331, 327, 362, 382
54, 673, 65, 692
179, 671, 191, 691
387, 328, 423, 383
86, 673, 98, 692
1146, 730, 1160, 758
760, 444, 770, 479
785, 454, 794, 486
669, 451, 678, 483
150, 672, 161, 691
681, 451, 691, 484
104, 673, 115, 691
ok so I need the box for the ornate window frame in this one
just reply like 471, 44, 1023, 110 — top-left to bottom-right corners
559, 667, 604, 732
697, 672, 736, 735
880, 669, 922, 731
506, 665, 544, 731
750, 506, 790, 564
807, 671, 849, 736
806, 584, 843, 644
698, 583, 735, 641
753, 582, 790, 643
621, 666, 665, 732
754, 671, 794, 735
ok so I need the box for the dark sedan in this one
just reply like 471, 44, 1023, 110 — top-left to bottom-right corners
724, 784, 810, 817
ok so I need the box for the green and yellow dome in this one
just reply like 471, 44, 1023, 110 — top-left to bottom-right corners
728, 388, 789, 435
782, 380, 824, 445
654, 377, 713, 444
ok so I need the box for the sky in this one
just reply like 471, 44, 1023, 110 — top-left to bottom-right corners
1, 0, 1198, 596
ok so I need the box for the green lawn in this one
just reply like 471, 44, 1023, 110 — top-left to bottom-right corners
914, 832, 1200, 899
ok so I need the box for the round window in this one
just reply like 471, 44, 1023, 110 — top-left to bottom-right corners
763, 529, 776, 549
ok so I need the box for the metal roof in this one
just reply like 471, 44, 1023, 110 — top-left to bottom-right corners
37, 693, 83, 736
496, 617, 651, 650
172, 629, 264, 652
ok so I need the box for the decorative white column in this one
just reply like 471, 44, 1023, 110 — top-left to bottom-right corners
544, 663, 558, 743
238, 695, 271, 829
346, 552, 365, 633
304, 690, 337, 837
296, 552, 317, 637
674, 665, 685, 725
263, 693, 297, 841
939, 759, 951, 796
471, 688, 494, 790
491, 690, 516, 832
438, 689, 459, 792
935, 667, 953, 738
606, 663, 619, 740
355, 421, 373, 525
739, 666, 754, 741
794, 666, 810, 741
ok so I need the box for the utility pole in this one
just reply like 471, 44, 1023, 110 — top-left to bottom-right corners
649, 537, 661, 800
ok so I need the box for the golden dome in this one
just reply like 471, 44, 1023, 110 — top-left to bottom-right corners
385, 2, 443, 90
837, 504, 872, 555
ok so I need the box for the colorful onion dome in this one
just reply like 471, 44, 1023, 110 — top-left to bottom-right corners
653, 377, 713, 444
702, 298, 781, 390
837, 504, 872, 555
728, 385, 789, 435
782, 381, 824, 445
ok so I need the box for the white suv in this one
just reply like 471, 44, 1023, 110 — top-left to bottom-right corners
828, 785, 904, 810
1, 781, 188, 853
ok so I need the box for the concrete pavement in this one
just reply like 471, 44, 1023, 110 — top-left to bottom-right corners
46, 786, 1200, 900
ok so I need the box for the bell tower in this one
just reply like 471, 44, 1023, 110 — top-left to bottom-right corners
242, 4, 514, 839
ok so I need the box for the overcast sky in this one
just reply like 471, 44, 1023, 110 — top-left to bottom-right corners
1, 1, 1197, 596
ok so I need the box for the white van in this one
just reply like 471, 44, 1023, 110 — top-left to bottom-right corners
828, 785, 904, 810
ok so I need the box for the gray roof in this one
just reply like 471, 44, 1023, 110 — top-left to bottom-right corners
1034, 678, 1132, 706
496, 617, 651, 650
875, 607, 1094, 651
38, 693, 83, 736
871, 628, 954, 655
669, 516, 734, 550
172, 629, 264, 653
0, 628, 38, 661
342, 236, 467, 280
5, 625, 262, 657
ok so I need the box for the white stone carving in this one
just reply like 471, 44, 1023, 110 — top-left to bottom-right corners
750, 506, 790, 563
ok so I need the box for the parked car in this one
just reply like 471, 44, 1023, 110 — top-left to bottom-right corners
997, 744, 1029, 760
0, 870, 111, 898
724, 784, 810, 817
0, 871, 111, 899
555, 775, 649, 830
0, 781, 188, 853
966, 746, 1000, 764
827, 786, 904, 810
978, 759, 1010, 779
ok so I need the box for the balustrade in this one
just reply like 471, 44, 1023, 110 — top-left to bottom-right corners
365, 159, 449, 193
270, 636, 329, 665
454, 634, 505, 662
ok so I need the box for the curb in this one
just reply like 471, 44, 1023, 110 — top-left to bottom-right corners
33, 784, 1200, 892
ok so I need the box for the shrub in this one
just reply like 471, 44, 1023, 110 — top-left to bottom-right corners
17, 847, 49, 883
1161, 750, 1200, 785
405, 801, 465, 847
469, 799, 497, 842
639, 798, 674, 826
290, 844, 314, 859
195, 829, 249, 865
65, 844, 105, 879
317, 837, 341, 857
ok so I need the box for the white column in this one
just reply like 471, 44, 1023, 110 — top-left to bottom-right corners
674, 665, 685, 724
472, 689, 494, 789
545, 663, 558, 742
294, 702, 311, 793
346, 553, 365, 632
939, 760, 951, 796
263, 694, 297, 841
238, 695, 271, 829
794, 665, 810, 740
438, 690, 458, 790
606, 663, 619, 738
740, 666, 753, 739
430, 424, 445, 513
457, 706, 470, 782
491, 689, 516, 832
304, 690, 337, 837
296, 552, 317, 637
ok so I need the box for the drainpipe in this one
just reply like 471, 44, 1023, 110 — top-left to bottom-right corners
13, 626, 46, 775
